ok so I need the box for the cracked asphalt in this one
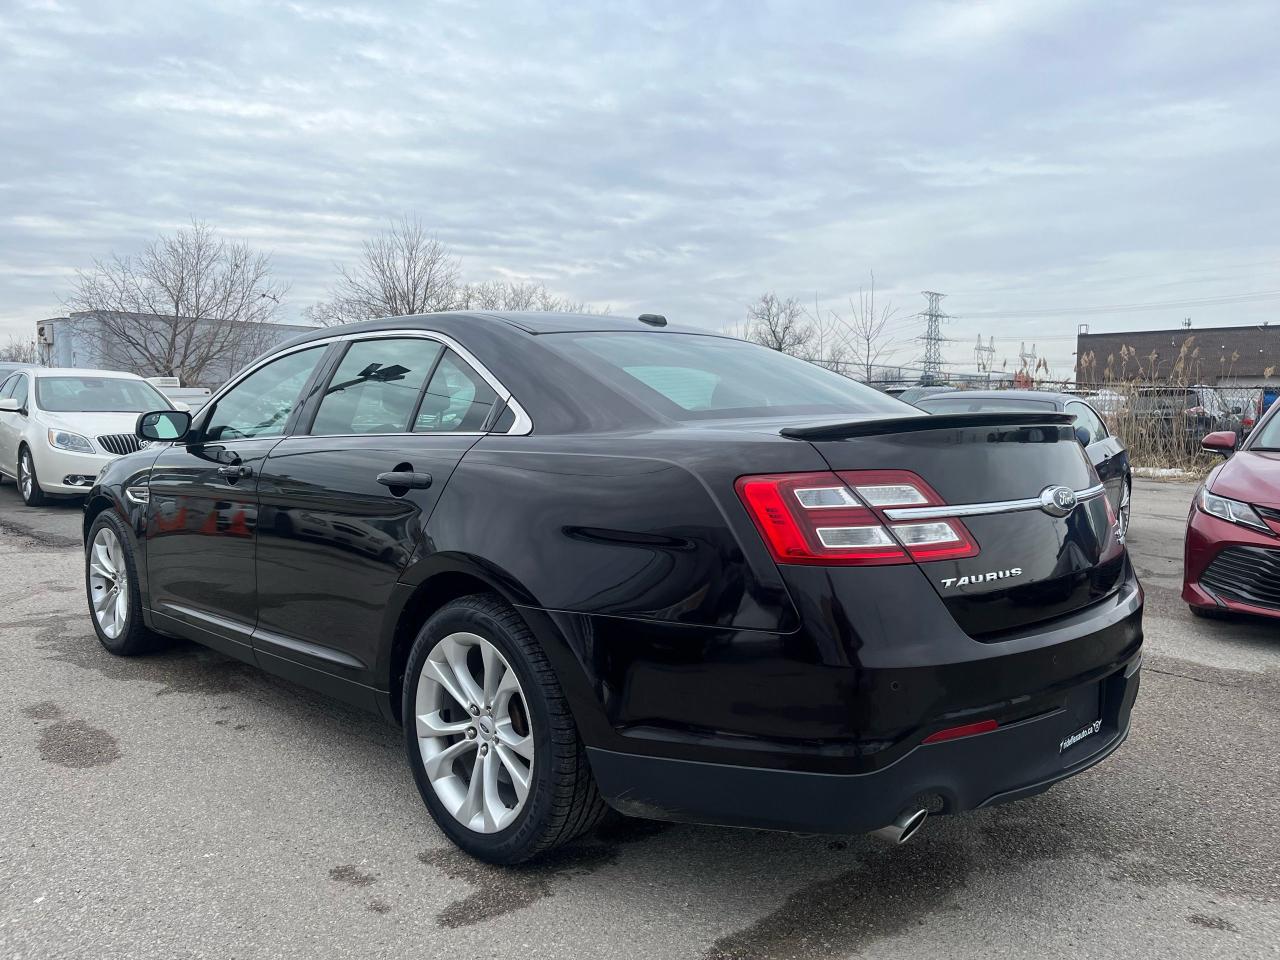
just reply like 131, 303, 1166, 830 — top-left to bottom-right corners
1, 479, 1277, 959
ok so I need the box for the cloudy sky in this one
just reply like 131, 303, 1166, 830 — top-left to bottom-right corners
2, 0, 1278, 376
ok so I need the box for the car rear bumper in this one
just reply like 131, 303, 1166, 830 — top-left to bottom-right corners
587, 653, 1140, 834
520, 558, 1144, 835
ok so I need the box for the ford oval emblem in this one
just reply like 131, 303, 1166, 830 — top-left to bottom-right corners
1039, 485, 1078, 518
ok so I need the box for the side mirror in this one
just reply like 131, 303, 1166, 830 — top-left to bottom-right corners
0, 397, 19, 413
1201, 431, 1237, 458
137, 409, 191, 442
1074, 426, 1092, 447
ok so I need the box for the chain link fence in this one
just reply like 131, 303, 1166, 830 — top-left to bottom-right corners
862, 366, 1276, 472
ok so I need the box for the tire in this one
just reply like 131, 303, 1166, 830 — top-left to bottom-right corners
1117, 478, 1132, 542
18, 446, 48, 507
403, 593, 607, 864
85, 511, 167, 655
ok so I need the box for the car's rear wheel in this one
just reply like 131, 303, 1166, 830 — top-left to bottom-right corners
18, 446, 48, 507
403, 593, 607, 863
85, 512, 166, 655
1117, 478, 1132, 541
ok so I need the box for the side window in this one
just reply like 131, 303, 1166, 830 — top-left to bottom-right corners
311, 338, 443, 436
204, 346, 326, 442
0, 376, 14, 399
414, 350, 499, 433
1068, 402, 1107, 444
11, 375, 28, 411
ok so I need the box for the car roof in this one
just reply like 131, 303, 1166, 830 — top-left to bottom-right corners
281, 311, 707, 345
917, 389, 1075, 408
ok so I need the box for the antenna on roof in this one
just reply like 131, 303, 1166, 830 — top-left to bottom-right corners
638, 314, 667, 327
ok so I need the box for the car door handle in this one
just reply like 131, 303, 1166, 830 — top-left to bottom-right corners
216, 464, 253, 479
376, 471, 432, 489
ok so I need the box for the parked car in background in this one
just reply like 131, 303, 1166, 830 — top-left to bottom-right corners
147, 378, 213, 414
0, 368, 180, 506
1130, 385, 1241, 451
1084, 389, 1127, 417
914, 390, 1132, 541
1183, 403, 1280, 620
84, 313, 1140, 864
895, 385, 956, 405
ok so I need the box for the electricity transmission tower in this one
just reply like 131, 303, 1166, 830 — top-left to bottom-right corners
974, 335, 995, 371
917, 291, 949, 384
974, 335, 996, 384
1018, 341, 1038, 373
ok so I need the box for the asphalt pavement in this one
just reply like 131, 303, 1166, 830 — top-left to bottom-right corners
0, 478, 1277, 959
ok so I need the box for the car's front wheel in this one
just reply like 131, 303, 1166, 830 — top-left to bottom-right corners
18, 446, 48, 507
403, 594, 607, 863
85, 512, 165, 655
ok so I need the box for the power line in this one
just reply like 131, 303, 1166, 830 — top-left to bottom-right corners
953, 289, 1280, 320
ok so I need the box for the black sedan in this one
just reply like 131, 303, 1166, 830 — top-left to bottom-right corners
913, 389, 1133, 542
84, 314, 1142, 863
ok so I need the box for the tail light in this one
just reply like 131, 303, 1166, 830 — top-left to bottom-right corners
735, 469, 979, 566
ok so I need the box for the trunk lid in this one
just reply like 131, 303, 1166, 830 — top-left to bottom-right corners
786, 413, 1126, 637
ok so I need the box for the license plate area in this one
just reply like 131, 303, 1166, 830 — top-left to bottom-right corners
1058, 682, 1104, 755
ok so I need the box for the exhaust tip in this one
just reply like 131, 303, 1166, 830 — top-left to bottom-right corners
873, 808, 929, 845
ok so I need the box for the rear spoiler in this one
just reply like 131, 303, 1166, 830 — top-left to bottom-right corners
779, 411, 1076, 441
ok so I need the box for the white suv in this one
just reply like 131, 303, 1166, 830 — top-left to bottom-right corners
0, 368, 180, 506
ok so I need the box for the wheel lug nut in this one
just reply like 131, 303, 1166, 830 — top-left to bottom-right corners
465, 727, 477, 739
468, 704, 480, 716
480, 743, 489, 756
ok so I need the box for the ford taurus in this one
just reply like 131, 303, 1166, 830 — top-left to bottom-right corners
82, 312, 1143, 863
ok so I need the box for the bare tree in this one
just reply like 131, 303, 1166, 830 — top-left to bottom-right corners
0, 337, 38, 364
832, 273, 899, 382
805, 295, 857, 374
740, 292, 857, 374
308, 216, 461, 326
743, 293, 813, 356
455, 279, 603, 314
63, 220, 286, 385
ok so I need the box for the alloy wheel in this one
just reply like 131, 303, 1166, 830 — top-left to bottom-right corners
19, 451, 33, 500
1118, 482, 1132, 542
414, 631, 534, 834
88, 526, 129, 639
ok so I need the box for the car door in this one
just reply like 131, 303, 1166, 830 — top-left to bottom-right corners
252, 335, 501, 698
0, 375, 18, 474
1067, 400, 1124, 511
145, 344, 330, 660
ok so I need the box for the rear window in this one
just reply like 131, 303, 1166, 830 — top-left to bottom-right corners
546, 333, 907, 420
917, 396, 1059, 414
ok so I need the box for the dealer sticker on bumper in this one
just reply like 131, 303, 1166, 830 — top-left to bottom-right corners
1059, 719, 1102, 753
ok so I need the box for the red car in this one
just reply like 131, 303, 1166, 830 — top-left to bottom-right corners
1183, 401, 1280, 619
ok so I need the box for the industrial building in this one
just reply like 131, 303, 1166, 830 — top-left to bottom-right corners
1075, 323, 1280, 387
36, 311, 315, 389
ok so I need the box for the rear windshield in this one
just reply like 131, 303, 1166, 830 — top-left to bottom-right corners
36, 376, 169, 413
917, 396, 1059, 413
547, 333, 908, 420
